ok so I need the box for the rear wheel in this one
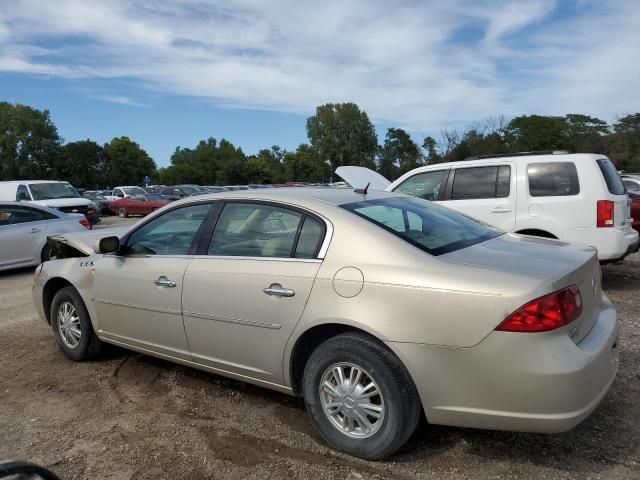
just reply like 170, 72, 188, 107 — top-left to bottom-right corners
50, 286, 102, 361
303, 332, 421, 460
118, 208, 128, 218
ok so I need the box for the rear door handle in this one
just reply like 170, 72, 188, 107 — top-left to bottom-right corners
154, 276, 177, 288
30, 227, 42, 233
263, 284, 295, 297
491, 207, 512, 213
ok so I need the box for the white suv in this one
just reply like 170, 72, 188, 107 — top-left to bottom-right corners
337, 152, 639, 262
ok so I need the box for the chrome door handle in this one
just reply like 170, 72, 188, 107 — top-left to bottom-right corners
263, 284, 295, 297
154, 276, 177, 288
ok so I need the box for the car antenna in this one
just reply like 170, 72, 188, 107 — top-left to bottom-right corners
354, 182, 370, 195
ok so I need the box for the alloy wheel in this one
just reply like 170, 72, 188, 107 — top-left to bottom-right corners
56, 302, 81, 349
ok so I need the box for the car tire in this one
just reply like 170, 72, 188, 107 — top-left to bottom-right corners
40, 244, 55, 263
303, 332, 422, 460
118, 208, 128, 218
50, 286, 102, 361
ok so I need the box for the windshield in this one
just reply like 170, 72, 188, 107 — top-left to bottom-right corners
341, 196, 501, 256
85, 192, 106, 201
30, 183, 81, 200
123, 187, 147, 196
180, 186, 199, 195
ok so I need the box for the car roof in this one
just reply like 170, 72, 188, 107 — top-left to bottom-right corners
174, 186, 403, 207
0, 201, 64, 216
413, 153, 607, 170
0, 180, 69, 185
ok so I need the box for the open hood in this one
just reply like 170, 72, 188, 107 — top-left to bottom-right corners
47, 227, 129, 257
335, 166, 391, 191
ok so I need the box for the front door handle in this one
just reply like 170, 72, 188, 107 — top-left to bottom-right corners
263, 284, 295, 297
154, 276, 177, 288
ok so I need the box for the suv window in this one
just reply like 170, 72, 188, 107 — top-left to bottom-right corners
341, 197, 500, 256
394, 170, 447, 201
0, 206, 54, 225
623, 180, 639, 192
125, 203, 211, 255
596, 159, 625, 195
208, 203, 323, 258
450, 166, 511, 200
16, 184, 31, 201
527, 162, 579, 197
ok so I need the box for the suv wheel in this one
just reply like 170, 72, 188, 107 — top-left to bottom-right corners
303, 332, 421, 460
51, 286, 102, 361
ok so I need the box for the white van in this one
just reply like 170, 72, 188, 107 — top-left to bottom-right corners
337, 152, 639, 262
0, 181, 98, 226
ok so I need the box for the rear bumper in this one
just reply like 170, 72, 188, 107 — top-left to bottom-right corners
388, 295, 619, 433
563, 227, 639, 261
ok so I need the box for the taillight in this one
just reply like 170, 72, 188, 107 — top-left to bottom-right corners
597, 200, 614, 227
496, 285, 582, 333
79, 218, 91, 229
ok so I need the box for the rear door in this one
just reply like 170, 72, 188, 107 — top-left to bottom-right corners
442, 164, 516, 230
182, 201, 327, 384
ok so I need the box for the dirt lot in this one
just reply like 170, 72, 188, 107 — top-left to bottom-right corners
1, 235, 639, 479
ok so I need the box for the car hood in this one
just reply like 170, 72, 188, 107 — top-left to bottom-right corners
32, 198, 93, 208
48, 227, 129, 256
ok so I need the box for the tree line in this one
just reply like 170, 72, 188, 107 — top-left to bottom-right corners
1, 100, 639, 189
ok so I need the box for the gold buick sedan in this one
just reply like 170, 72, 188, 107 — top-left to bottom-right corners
33, 188, 619, 459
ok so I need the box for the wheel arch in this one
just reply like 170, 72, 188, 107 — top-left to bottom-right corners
42, 277, 75, 325
514, 228, 558, 239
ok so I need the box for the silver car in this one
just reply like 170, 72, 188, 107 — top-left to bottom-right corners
32, 189, 619, 459
0, 202, 90, 271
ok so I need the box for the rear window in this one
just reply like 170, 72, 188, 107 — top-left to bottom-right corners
596, 159, 625, 195
341, 197, 500, 256
450, 166, 511, 200
527, 162, 579, 197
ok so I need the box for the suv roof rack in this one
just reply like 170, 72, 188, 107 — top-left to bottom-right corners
464, 150, 572, 161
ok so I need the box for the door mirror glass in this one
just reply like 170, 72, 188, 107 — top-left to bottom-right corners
95, 236, 120, 254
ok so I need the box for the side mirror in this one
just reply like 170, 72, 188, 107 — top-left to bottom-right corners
94, 236, 120, 254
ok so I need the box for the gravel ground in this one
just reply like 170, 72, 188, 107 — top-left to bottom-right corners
1, 243, 639, 479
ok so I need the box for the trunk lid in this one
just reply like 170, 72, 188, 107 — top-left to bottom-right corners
442, 234, 602, 344
335, 166, 391, 191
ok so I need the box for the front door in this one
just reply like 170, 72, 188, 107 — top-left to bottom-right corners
93, 202, 212, 359
0, 205, 48, 268
182, 201, 327, 384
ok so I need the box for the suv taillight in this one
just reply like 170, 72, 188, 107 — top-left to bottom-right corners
496, 286, 582, 333
79, 218, 91, 229
597, 200, 614, 227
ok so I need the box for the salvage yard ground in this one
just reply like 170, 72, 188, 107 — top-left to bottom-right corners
1, 231, 639, 479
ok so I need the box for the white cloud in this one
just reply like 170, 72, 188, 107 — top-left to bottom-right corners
0, 0, 638, 134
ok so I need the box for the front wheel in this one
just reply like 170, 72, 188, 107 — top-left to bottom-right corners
118, 208, 128, 218
303, 332, 422, 460
50, 286, 102, 361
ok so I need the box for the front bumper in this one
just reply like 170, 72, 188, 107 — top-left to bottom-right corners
389, 295, 619, 433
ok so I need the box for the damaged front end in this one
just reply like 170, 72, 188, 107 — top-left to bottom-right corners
46, 227, 129, 260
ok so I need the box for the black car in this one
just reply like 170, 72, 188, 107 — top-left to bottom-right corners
159, 185, 203, 200
82, 191, 111, 214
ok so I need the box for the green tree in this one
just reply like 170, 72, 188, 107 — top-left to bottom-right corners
282, 144, 329, 182
504, 115, 568, 151
607, 114, 640, 172
103, 136, 156, 186
0, 102, 62, 179
378, 128, 421, 178
215, 139, 247, 184
422, 136, 442, 164
563, 114, 610, 153
56, 140, 104, 188
306, 103, 378, 171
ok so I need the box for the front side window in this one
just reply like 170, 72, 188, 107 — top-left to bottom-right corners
208, 203, 324, 258
341, 196, 500, 256
29, 183, 80, 200
125, 203, 211, 256
0, 206, 54, 225
450, 166, 511, 200
528, 162, 579, 197
394, 170, 447, 201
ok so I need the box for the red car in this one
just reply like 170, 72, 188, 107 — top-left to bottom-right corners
630, 192, 640, 234
109, 194, 170, 218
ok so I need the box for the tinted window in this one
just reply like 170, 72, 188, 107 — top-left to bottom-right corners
208, 203, 303, 258
596, 159, 625, 195
394, 170, 447, 201
341, 197, 500, 256
527, 162, 579, 197
624, 180, 639, 192
0, 206, 55, 225
295, 216, 325, 258
16, 184, 31, 201
450, 166, 511, 200
125, 203, 210, 255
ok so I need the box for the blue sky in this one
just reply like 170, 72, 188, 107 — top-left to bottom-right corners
1, 0, 638, 167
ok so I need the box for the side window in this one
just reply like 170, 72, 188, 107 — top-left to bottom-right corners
208, 203, 305, 258
130, 195, 144, 201
624, 180, 639, 192
295, 216, 325, 258
115, 188, 124, 197
528, 162, 579, 197
394, 170, 447, 201
450, 166, 511, 200
125, 203, 210, 256
0, 206, 47, 225
16, 184, 31, 201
